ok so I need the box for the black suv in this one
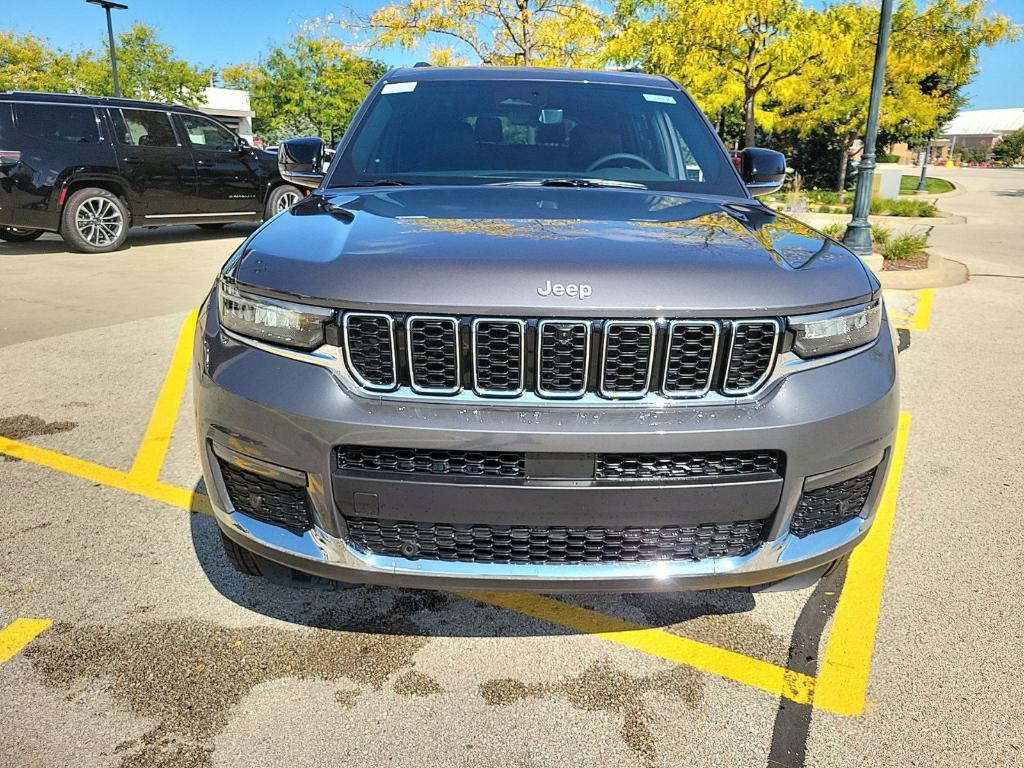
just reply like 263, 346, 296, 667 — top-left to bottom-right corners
0, 91, 302, 252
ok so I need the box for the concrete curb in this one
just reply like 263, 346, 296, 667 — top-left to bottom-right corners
871, 249, 969, 289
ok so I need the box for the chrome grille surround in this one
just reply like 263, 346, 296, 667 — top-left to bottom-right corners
661, 320, 721, 398
406, 315, 461, 395
537, 319, 591, 398
723, 319, 782, 395
599, 320, 657, 399
342, 312, 398, 391
226, 311, 807, 406
472, 318, 527, 396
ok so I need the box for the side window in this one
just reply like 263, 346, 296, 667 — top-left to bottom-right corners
15, 104, 100, 143
116, 109, 178, 148
178, 114, 237, 152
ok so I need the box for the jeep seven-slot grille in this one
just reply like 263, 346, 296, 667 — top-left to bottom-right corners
343, 517, 767, 564
340, 313, 781, 400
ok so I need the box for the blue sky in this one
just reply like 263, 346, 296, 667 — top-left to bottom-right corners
6, 0, 1024, 109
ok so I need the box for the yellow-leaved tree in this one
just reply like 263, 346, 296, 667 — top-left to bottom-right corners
327, 0, 610, 67
610, 0, 840, 147
774, 0, 1017, 188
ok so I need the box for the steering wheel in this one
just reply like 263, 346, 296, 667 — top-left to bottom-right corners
586, 153, 657, 172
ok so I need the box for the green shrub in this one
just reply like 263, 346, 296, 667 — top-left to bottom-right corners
869, 198, 937, 217
877, 152, 900, 164
809, 189, 841, 205
883, 232, 928, 261
821, 222, 845, 240
870, 224, 892, 246
887, 199, 937, 217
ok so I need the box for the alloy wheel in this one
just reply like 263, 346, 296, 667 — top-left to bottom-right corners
75, 196, 124, 247
276, 190, 302, 212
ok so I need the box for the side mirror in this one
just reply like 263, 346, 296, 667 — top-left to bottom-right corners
278, 137, 326, 189
739, 147, 787, 196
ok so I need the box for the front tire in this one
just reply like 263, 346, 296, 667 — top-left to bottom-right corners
60, 188, 129, 253
0, 227, 45, 243
265, 184, 303, 219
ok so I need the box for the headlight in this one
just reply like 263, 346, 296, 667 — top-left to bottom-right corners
218, 279, 334, 349
789, 301, 882, 358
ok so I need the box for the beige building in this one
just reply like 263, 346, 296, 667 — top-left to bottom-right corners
196, 87, 255, 143
889, 107, 1024, 164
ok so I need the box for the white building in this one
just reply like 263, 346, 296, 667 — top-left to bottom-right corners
196, 87, 255, 142
937, 107, 1024, 157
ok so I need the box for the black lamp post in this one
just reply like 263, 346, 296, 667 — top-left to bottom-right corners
86, 0, 128, 97
915, 140, 931, 193
843, 0, 896, 257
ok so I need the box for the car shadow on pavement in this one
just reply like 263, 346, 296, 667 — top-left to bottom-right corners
187, 485, 757, 639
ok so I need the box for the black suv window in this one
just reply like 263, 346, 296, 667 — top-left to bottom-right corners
113, 109, 178, 148
178, 114, 237, 152
15, 104, 100, 143
330, 80, 742, 196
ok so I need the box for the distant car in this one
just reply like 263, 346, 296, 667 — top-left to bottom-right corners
0, 91, 304, 252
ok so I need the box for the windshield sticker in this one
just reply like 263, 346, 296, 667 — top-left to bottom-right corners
382, 82, 417, 94
643, 93, 677, 104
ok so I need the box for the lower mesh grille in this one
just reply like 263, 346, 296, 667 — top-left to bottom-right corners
344, 517, 766, 563
597, 451, 781, 480
218, 460, 312, 533
790, 468, 877, 537
337, 446, 526, 477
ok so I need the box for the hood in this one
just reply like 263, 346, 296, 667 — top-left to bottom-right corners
231, 186, 876, 317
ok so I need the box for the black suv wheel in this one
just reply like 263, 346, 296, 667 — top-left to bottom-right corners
61, 187, 129, 253
0, 227, 45, 243
265, 184, 303, 218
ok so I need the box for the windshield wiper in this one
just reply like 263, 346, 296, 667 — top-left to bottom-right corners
489, 178, 648, 189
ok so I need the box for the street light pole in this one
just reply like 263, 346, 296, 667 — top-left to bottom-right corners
86, 0, 128, 98
843, 0, 896, 257
915, 140, 931, 193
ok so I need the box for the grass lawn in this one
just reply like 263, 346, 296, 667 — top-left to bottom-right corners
900, 175, 955, 194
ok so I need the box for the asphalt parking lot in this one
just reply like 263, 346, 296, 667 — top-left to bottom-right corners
2, 170, 1023, 768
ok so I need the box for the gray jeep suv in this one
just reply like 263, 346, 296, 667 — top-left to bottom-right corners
194, 66, 898, 592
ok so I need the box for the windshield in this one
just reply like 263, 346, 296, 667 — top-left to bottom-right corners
328, 79, 744, 196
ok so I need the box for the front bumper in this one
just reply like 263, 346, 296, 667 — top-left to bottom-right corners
195, 301, 899, 592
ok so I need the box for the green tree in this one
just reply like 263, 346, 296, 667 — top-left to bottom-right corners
0, 31, 80, 92
223, 33, 386, 143
993, 127, 1024, 165
329, 0, 609, 67
76, 23, 213, 106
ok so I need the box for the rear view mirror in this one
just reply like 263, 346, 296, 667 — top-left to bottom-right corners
740, 147, 787, 196
278, 137, 326, 189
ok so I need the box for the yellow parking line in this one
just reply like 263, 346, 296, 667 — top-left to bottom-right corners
0, 435, 210, 514
129, 310, 198, 483
888, 288, 934, 331
0, 618, 51, 664
813, 412, 911, 716
463, 592, 816, 707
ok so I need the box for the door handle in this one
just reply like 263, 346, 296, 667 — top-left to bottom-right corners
121, 156, 144, 164
196, 160, 216, 167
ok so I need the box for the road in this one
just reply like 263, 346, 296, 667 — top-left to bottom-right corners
1, 169, 1022, 768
